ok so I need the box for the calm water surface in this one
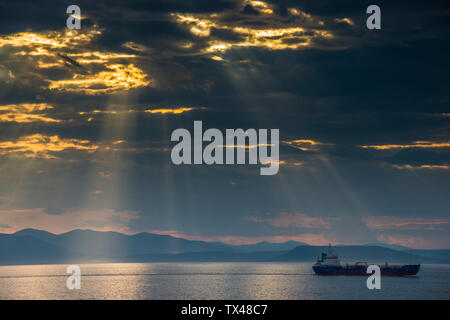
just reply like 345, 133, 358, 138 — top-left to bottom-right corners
0, 263, 449, 299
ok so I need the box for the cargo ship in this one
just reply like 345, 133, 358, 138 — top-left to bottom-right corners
312, 244, 420, 276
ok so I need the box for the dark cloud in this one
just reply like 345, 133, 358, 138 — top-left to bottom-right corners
0, 0, 449, 247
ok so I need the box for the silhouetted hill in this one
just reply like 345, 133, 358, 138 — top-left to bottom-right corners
14, 228, 58, 241
0, 234, 83, 265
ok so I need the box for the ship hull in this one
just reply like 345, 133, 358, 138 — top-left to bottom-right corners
312, 264, 420, 276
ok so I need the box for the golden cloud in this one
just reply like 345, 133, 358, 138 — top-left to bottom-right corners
0, 103, 61, 123
279, 159, 303, 167
48, 63, 151, 94
0, 29, 101, 50
391, 164, 449, 170
360, 141, 450, 150
78, 109, 133, 116
0, 27, 151, 94
172, 1, 334, 54
246, 1, 274, 14
0, 134, 98, 159
0, 134, 170, 160
144, 107, 195, 114
283, 139, 329, 151
62, 51, 137, 65
78, 106, 199, 119
335, 18, 355, 26
221, 143, 273, 149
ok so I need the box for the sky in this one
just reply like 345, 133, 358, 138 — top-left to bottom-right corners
0, 0, 449, 249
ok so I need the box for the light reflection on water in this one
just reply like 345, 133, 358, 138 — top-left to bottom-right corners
0, 263, 448, 300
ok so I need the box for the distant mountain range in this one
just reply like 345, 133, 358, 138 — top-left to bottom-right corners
276, 245, 450, 264
1, 229, 449, 265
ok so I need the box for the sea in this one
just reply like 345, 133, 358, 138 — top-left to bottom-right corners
0, 262, 449, 299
